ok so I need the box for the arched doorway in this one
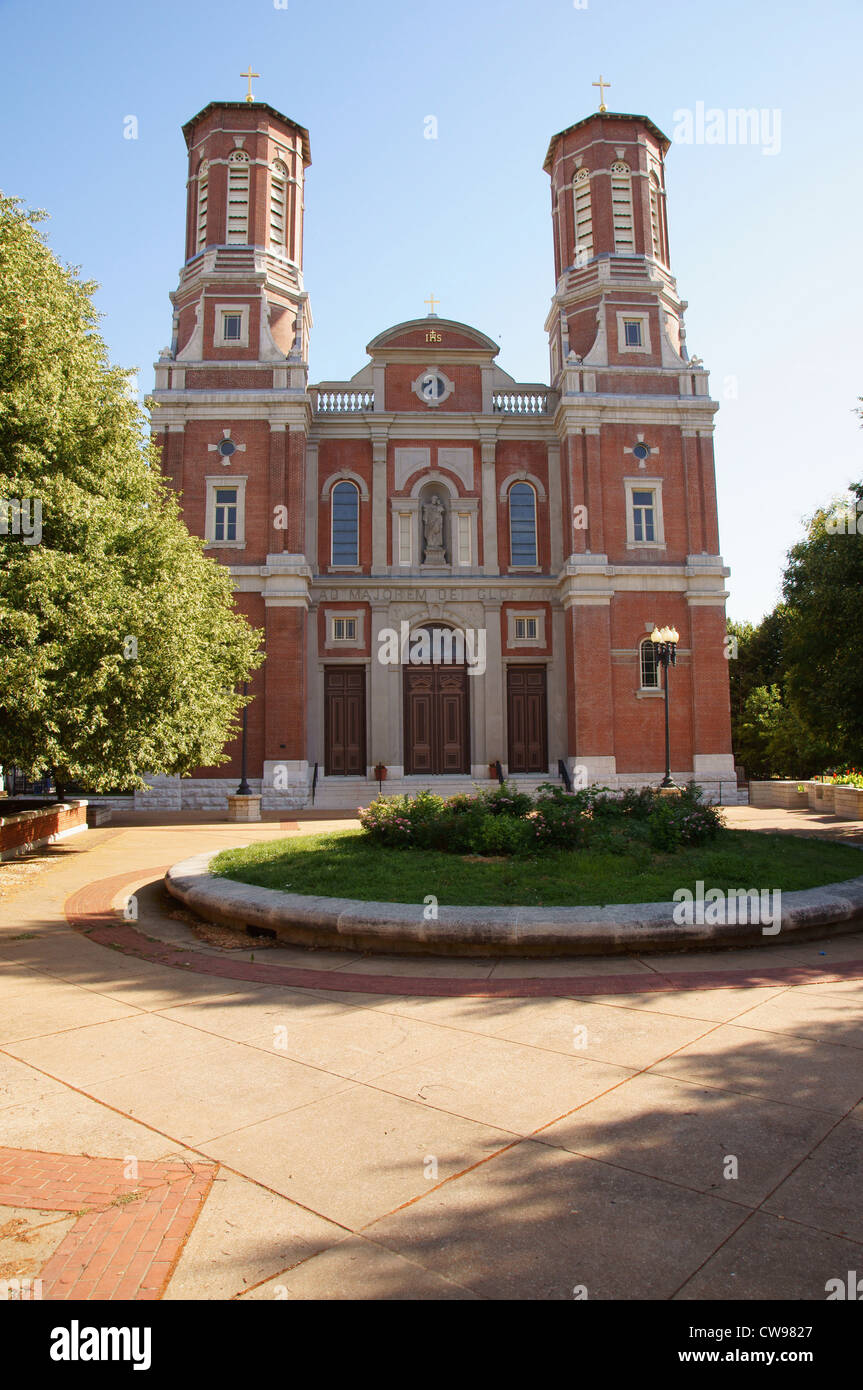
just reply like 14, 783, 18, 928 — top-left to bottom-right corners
402, 625, 470, 775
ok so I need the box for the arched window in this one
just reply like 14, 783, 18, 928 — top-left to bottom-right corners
509, 483, 538, 567
610, 161, 634, 254
226, 151, 250, 244
270, 160, 287, 250
572, 167, 593, 264
331, 481, 359, 566
640, 638, 660, 689
195, 161, 209, 253
649, 171, 663, 263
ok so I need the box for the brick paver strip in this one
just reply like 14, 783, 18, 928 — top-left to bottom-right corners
64, 868, 863, 998
0, 1147, 215, 1300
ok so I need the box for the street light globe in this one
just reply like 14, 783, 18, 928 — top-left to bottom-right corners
669, 627, 680, 643
650, 626, 662, 643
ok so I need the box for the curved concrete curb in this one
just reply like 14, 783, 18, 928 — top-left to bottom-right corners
165, 850, 863, 957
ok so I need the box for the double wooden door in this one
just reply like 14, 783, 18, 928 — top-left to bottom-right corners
403, 666, 470, 775
507, 666, 548, 773
324, 667, 366, 775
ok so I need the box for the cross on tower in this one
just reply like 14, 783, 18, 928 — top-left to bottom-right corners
424, 293, 440, 317
241, 66, 260, 103
592, 74, 611, 112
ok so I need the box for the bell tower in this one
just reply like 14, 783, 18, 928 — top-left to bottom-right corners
544, 109, 736, 798
543, 110, 681, 378
151, 98, 315, 810
167, 99, 312, 371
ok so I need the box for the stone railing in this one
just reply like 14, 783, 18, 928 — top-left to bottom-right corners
492, 391, 550, 415
312, 389, 374, 414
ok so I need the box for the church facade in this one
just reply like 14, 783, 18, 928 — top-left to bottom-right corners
147, 97, 737, 811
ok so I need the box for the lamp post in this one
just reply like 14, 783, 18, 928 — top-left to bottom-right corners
236, 681, 252, 796
650, 626, 680, 789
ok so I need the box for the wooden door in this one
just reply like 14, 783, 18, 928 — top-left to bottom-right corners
404, 667, 469, 774
324, 667, 366, 775
507, 666, 548, 773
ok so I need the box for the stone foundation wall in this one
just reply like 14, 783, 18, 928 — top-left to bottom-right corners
133, 776, 309, 812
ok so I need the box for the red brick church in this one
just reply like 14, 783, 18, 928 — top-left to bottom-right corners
146, 93, 736, 810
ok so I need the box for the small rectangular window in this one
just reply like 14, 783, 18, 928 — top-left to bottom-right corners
214, 488, 238, 542
632, 489, 655, 543
223, 313, 242, 342
515, 617, 538, 640
624, 319, 643, 348
332, 617, 356, 641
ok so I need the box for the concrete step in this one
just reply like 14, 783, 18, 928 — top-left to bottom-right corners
309, 774, 560, 811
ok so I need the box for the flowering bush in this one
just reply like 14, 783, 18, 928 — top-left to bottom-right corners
358, 793, 418, 847
359, 780, 723, 856
647, 793, 723, 851
531, 784, 591, 849
482, 784, 535, 818
816, 769, 863, 788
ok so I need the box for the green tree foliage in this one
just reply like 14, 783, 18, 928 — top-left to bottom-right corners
0, 195, 263, 791
781, 482, 863, 768
733, 684, 832, 780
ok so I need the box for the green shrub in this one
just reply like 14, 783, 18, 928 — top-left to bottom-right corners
531, 785, 590, 849
358, 780, 722, 858
471, 812, 533, 856
647, 791, 723, 851
482, 783, 535, 818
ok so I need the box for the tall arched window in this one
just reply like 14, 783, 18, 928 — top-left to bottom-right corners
610, 161, 634, 253
226, 151, 250, 244
509, 483, 538, 567
331, 481, 359, 566
649, 171, 664, 263
572, 167, 593, 264
195, 161, 209, 253
270, 160, 287, 250
640, 638, 660, 689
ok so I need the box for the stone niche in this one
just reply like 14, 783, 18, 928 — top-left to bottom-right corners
419, 484, 449, 569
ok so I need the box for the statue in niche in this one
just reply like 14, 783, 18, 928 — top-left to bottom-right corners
422, 494, 447, 564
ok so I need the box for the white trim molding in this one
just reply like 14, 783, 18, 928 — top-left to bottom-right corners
204, 474, 247, 548
624, 476, 665, 550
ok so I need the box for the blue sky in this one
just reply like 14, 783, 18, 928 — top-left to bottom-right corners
2, 0, 861, 623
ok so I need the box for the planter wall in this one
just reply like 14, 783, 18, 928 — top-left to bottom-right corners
0, 801, 88, 861
749, 781, 810, 810
808, 782, 836, 812
833, 786, 863, 821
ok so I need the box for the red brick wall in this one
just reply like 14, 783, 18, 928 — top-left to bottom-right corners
0, 803, 86, 856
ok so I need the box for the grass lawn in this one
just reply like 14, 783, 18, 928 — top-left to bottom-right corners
210, 829, 863, 908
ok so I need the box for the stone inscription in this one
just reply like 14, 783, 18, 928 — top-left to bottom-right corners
316, 587, 553, 603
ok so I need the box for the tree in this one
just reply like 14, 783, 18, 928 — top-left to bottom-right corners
0, 195, 263, 792
734, 684, 832, 780
781, 482, 863, 769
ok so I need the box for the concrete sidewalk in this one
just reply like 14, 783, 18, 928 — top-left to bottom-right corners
1, 808, 862, 1300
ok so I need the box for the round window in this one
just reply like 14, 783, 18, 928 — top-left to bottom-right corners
218, 439, 237, 458
632, 443, 650, 461
420, 372, 446, 403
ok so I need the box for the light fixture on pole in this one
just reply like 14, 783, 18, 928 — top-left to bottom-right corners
650, 626, 680, 789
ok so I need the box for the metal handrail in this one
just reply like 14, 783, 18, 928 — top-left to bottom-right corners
311, 761, 318, 806
494, 760, 505, 785
558, 759, 573, 793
